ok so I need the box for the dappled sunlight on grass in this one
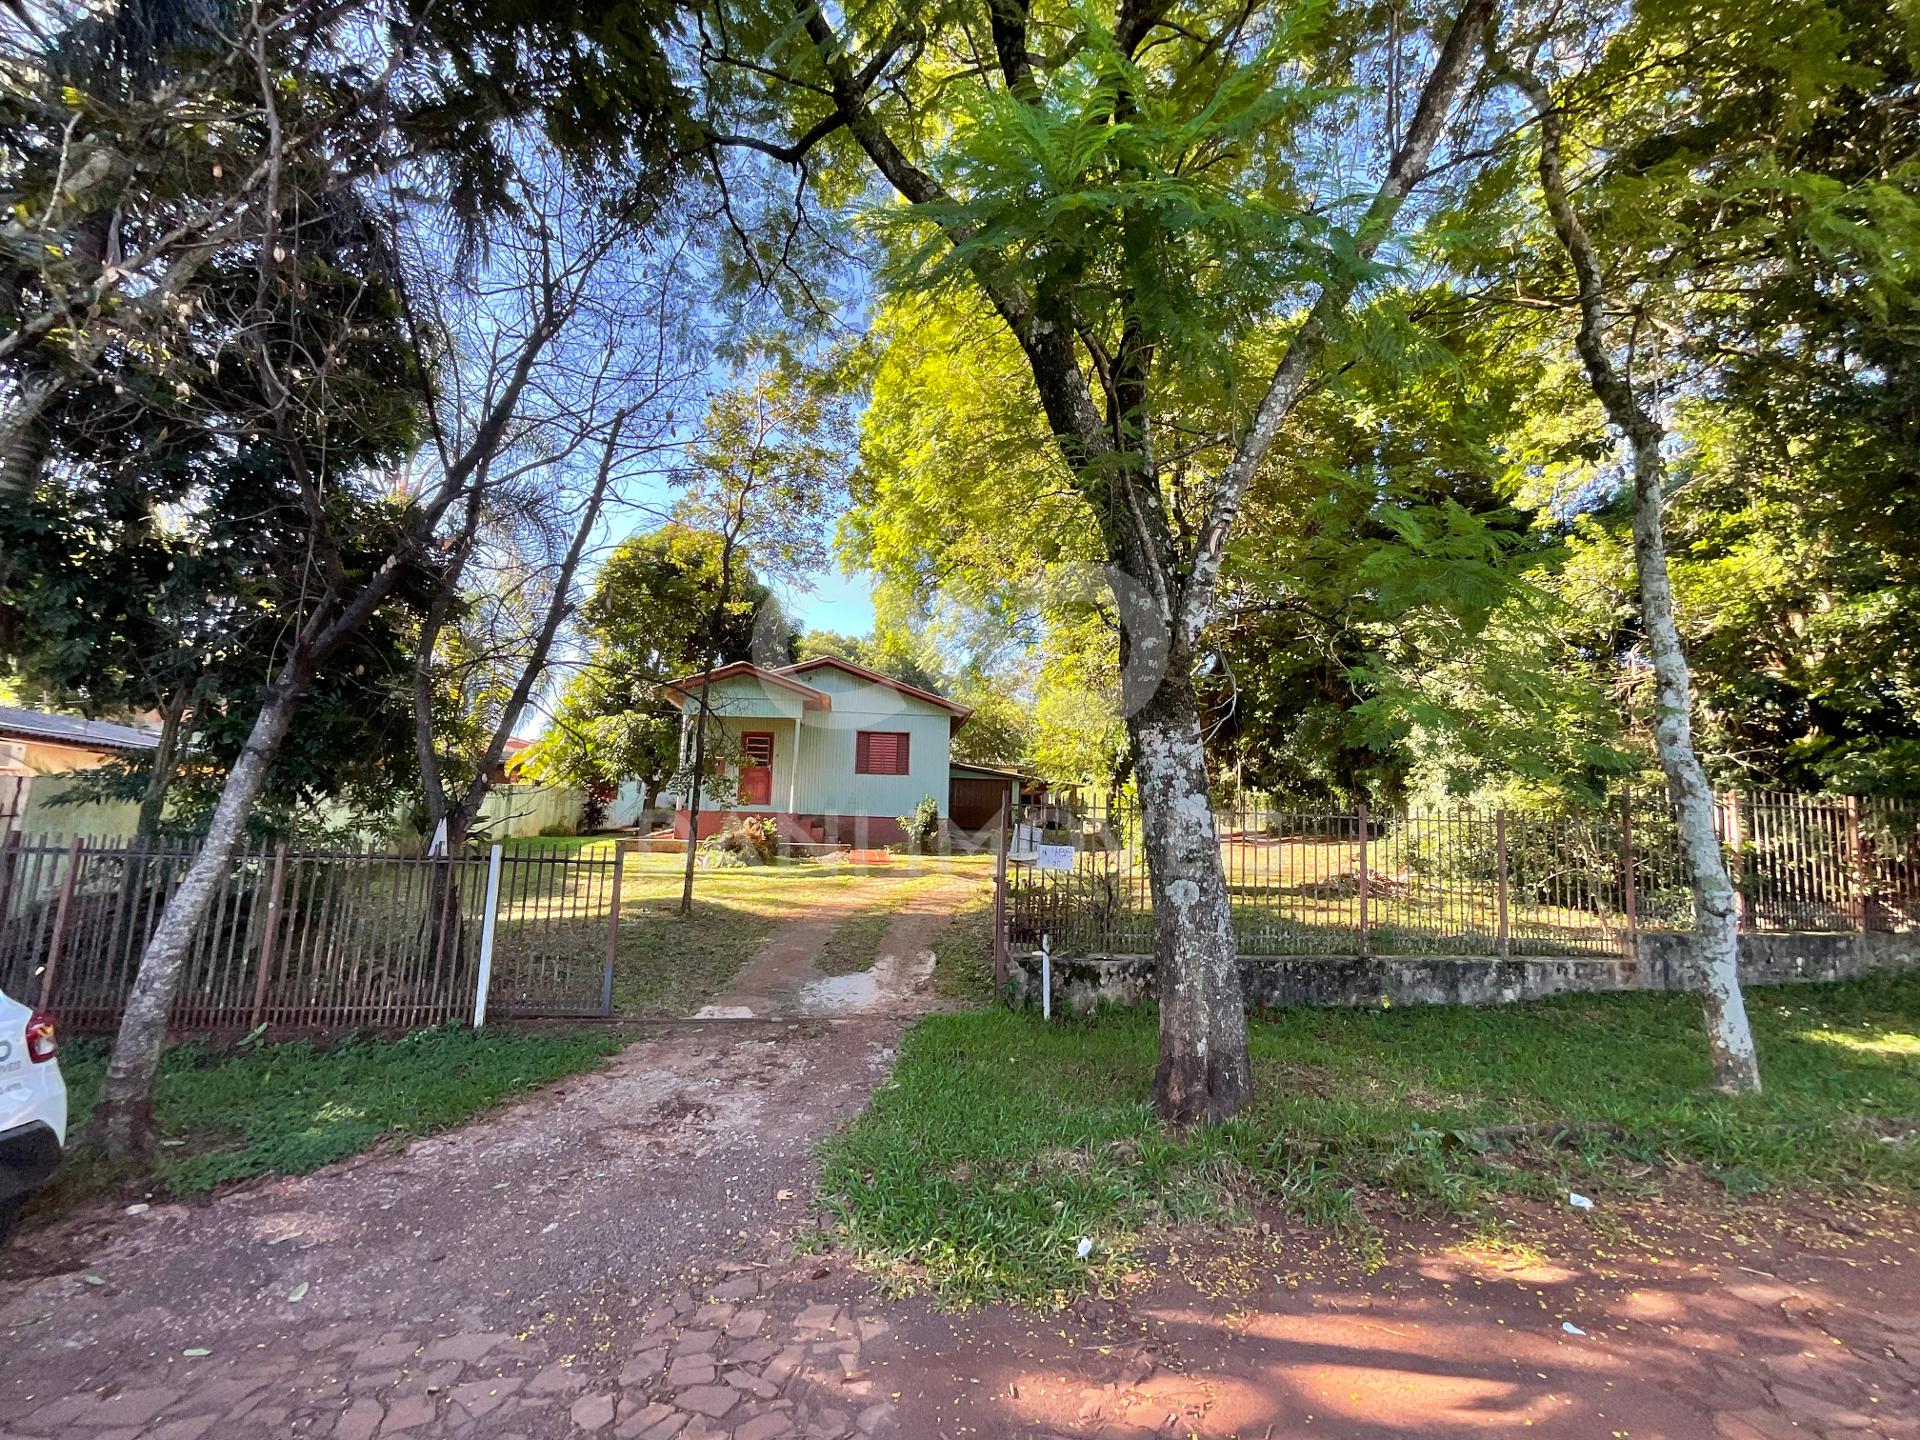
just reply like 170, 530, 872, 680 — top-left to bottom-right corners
1797, 1025, 1920, 1057
609, 851, 992, 1013
822, 973, 1920, 1307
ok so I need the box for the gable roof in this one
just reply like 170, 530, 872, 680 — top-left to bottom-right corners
0, 705, 158, 754
775, 657, 973, 721
662, 661, 831, 710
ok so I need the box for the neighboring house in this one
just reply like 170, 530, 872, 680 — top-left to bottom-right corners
485, 736, 534, 785
0, 707, 157, 779
665, 656, 1014, 845
0, 706, 158, 837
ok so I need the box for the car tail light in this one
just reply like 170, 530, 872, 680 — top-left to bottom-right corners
25, 1012, 57, 1063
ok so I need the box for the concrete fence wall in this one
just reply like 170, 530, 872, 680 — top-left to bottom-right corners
1008, 931, 1920, 1016
475, 784, 584, 840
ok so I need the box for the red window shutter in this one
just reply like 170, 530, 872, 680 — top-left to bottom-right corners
856, 731, 909, 775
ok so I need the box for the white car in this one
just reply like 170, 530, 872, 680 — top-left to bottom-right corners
0, 986, 65, 1243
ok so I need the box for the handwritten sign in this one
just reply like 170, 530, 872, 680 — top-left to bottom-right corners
1036, 843, 1076, 871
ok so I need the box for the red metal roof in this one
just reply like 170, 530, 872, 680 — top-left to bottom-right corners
775, 657, 973, 720
662, 661, 832, 710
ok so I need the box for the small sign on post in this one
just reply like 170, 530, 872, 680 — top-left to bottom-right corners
1036, 843, 1075, 871
992, 803, 1010, 1001
472, 844, 505, 1028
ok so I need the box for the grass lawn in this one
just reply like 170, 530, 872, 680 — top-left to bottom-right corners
820, 973, 1920, 1307
931, 890, 997, 999
596, 849, 990, 1012
46, 1026, 622, 1204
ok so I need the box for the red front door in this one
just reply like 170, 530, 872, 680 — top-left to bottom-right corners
739, 732, 773, 805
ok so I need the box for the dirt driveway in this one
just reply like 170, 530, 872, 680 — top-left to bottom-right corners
4, 882, 1916, 1439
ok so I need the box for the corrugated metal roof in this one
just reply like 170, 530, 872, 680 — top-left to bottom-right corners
0, 705, 158, 752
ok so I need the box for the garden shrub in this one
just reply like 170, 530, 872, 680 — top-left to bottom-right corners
897, 794, 942, 852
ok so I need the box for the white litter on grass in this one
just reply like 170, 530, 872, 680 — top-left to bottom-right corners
1568, 1192, 1594, 1210
1076, 1238, 1094, 1260
1561, 1322, 1587, 1337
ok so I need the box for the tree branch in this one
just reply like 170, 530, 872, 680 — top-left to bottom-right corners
1177, 0, 1497, 646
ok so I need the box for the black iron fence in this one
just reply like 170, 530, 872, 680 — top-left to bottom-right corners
0, 834, 630, 1031
1007, 793, 1920, 959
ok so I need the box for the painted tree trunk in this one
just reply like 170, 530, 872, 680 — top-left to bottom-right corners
678, 681, 711, 916
1131, 668, 1252, 1125
90, 670, 305, 1164
1505, 57, 1760, 1093
1628, 452, 1761, 1094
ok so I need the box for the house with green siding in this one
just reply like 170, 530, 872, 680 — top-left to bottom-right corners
664, 656, 1018, 845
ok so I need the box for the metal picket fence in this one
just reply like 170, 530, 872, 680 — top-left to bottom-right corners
0, 833, 630, 1032
1008, 792, 1920, 960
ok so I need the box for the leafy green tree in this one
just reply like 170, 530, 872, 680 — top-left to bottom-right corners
669, 363, 848, 911
3, 0, 701, 1165
1507, 0, 1920, 800
520, 524, 795, 807
700, 0, 1539, 1121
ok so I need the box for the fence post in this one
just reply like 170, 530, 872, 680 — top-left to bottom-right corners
39, 837, 84, 1012
1495, 809, 1510, 959
993, 801, 1010, 1003
1845, 795, 1868, 931
0, 829, 20, 945
250, 843, 289, 1029
1356, 800, 1371, 958
601, 841, 631, 1016
1620, 790, 1639, 944
472, 844, 505, 1028
1726, 791, 1753, 931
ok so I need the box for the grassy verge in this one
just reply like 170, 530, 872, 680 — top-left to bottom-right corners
45, 1026, 622, 1206
820, 974, 1920, 1307
931, 891, 996, 999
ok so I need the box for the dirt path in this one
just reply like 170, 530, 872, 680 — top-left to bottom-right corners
2, 857, 1911, 1439
0, 1017, 908, 1439
8, 1073, 1914, 1440
695, 874, 975, 1020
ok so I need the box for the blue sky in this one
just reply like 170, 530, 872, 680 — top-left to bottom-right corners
784, 565, 876, 635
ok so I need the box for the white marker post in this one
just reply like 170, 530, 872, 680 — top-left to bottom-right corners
1041, 933, 1052, 1022
472, 844, 504, 1028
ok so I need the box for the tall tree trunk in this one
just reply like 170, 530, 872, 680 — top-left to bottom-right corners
90, 666, 307, 1164
1502, 55, 1760, 1093
135, 684, 192, 841
1629, 445, 1758, 1091
1133, 667, 1250, 1124
784, 0, 1493, 1127
678, 676, 712, 916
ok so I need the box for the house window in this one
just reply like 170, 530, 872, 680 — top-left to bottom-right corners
855, 730, 910, 775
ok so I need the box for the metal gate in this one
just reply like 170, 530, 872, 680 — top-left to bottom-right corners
0, 834, 633, 1031
482, 842, 629, 1017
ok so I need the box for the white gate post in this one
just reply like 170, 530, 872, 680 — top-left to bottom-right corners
472, 844, 504, 1028
1041, 933, 1052, 1022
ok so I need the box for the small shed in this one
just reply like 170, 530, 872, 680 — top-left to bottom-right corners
947, 761, 1039, 833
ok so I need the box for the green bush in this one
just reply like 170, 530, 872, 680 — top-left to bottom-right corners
897, 795, 942, 852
